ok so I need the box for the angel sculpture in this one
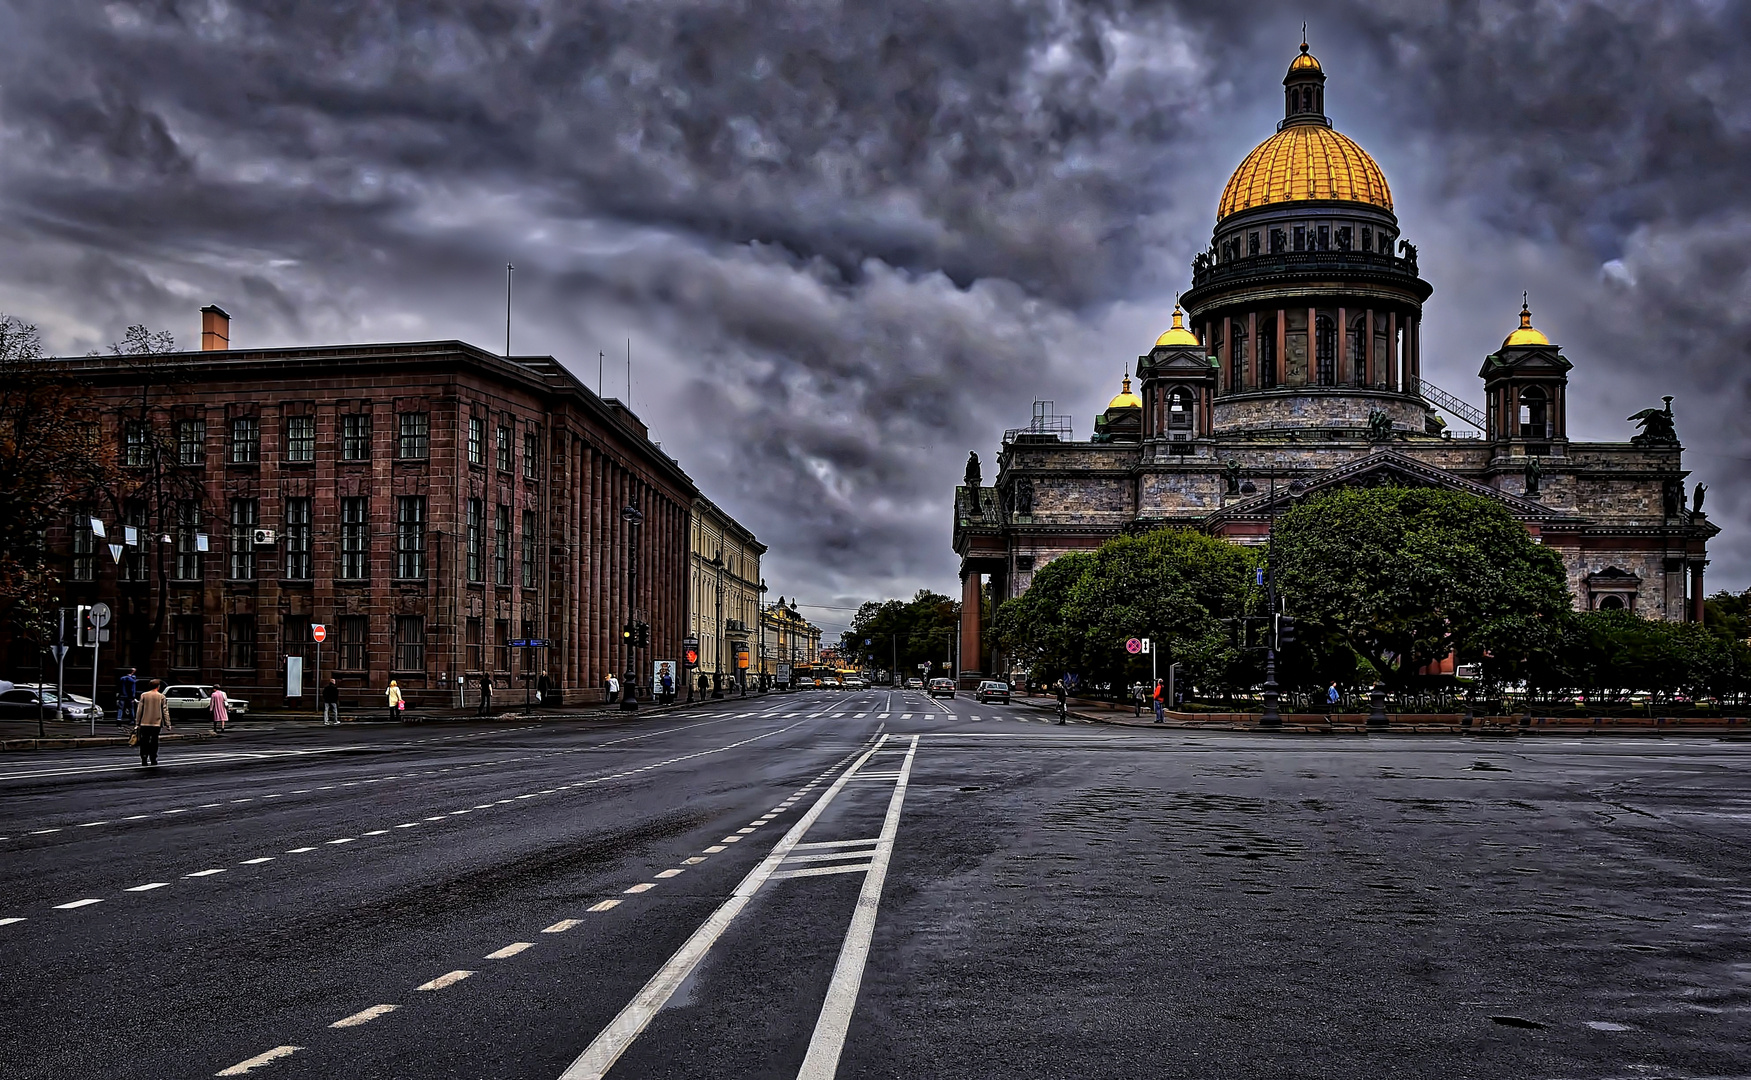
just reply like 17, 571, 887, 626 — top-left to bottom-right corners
1628, 396, 1679, 446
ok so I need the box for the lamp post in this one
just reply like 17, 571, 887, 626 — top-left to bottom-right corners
756, 579, 768, 694
621, 502, 643, 711
709, 550, 725, 698
1239, 471, 1306, 728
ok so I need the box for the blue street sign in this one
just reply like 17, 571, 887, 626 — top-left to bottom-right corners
510, 639, 549, 649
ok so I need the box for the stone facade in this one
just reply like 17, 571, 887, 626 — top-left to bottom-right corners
688, 494, 765, 685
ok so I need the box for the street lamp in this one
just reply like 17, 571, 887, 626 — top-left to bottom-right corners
1239, 472, 1306, 727
757, 579, 768, 694
621, 502, 643, 711
709, 550, 725, 698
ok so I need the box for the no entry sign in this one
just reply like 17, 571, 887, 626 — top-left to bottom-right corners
311, 624, 327, 643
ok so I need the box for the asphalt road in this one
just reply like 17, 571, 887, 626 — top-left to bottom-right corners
3, 689, 1748, 1079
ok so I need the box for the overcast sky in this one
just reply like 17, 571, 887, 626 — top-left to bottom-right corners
2, 1, 1746, 634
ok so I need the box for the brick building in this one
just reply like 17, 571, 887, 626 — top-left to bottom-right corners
952, 42, 1719, 684
45, 309, 707, 708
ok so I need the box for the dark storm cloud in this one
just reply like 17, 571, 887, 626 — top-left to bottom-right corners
1, 1, 1747, 612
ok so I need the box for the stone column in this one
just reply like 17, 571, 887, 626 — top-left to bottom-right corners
1691, 563, 1706, 623
960, 570, 983, 684
1365, 309, 1375, 387
1247, 311, 1258, 391
1387, 312, 1399, 392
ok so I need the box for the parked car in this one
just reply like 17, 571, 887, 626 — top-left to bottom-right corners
905, 678, 924, 689
975, 680, 1010, 704
928, 677, 956, 699
0, 686, 103, 722
163, 684, 250, 718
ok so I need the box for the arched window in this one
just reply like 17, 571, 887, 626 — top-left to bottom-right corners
1348, 314, 1367, 384
1519, 386, 1549, 438
1257, 319, 1277, 388
1230, 325, 1248, 391
1168, 388, 1194, 432
1598, 595, 1625, 611
1315, 314, 1337, 386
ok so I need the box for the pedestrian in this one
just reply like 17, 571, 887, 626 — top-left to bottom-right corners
1055, 680, 1068, 725
321, 677, 340, 726
1152, 678, 1165, 724
478, 672, 493, 716
1325, 681, 1339, 722
606, 673, 620, 705
659, 667, 673, 704
116, 668, 138, 728
134, 678, 171, 767
209, 686, 229, 735
387, 679, 405, 722
537, 670, 551, 707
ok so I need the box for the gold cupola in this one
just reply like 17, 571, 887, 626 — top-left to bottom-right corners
1502, 298, 1551, 348
1107, 373, 1142, 411
1153, 304, 1200, 348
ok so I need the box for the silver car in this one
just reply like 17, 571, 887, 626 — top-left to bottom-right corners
2, 685, 103, 722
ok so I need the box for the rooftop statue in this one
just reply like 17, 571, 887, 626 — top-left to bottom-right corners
1628, 396, 1679, 447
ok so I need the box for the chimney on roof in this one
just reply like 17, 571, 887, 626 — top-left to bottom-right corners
200, 305, 230, 351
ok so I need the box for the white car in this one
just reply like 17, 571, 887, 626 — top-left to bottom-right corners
842, 677, 867, 690
163, 684, 250, 717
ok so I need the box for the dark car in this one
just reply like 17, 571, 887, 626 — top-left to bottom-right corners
0, 687, 103, 722
928, 678, 956, 699
975, 680, 1010, 704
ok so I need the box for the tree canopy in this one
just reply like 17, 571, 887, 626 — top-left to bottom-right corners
839, 589, 960, 679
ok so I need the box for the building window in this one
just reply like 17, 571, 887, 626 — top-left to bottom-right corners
1293, 225, 1306, 252
339, 615, 369, 670
398, 412, 429, 460
226, 614, 256, 670
285, 497, 312, 580
521, 509, 537, 588
496, 425, 512, 472
523, 429, 540, 480
228, 499, 258, 579
175, 500, 203, 581
1519, 387, 1550, 439
340, 497, 368, 579
1258, 319, 1277, 388
468, 417, 484, 466
494, 619, 510, 672
1315, 313, 1337, 386
286, 415, 315, 462
177, 419, 206, 466
230, 416, 260, 464
494, 504, 510, 585
341, 413, 371, 461
396, 496, 426, 579
71, 505, 95, 582
1349, 315, 1368, 383
395, 616, 425, 672
466, 616, 483, 672
124, 420, 148, 467
466, 498, 483, 582
121, 503, 149, 582
173, 616, 202, 670
1230, 327, 1247, 390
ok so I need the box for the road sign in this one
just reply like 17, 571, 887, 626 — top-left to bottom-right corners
510, 639, 548, 649
89, 602, 111, 628
1125, 638, 1142, 654
311, 623, 327, 643
108, 543, 124, 564
1139, 638, 1151, 654
50, 645, 68, 663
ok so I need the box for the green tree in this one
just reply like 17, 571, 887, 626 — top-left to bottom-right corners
839, 589, 959, 680
1272, 486, 1571, 689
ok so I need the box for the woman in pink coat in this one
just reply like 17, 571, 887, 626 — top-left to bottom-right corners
209, 687, 230, 735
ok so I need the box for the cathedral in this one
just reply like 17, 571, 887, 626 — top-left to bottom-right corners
952, 41, 1717, 684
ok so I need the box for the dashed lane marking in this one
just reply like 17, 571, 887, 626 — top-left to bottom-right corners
624, 883, 655, 894
486, 942, 534, 960
543, 919, 583, 933
0, 917, 24, 926
654, 869, 684, 879
587, 900, 621, 913
285, 846, 316, 853
239, 858, 275, 865
415, 970, 474, 992
125, 882, 169, 892
216, 1045, 302, 1075
53, 898, 103, 909
187, 869, 226, 877
330, 1005, 397, 1029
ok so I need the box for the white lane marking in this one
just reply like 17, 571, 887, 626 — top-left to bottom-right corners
560, 734, 890, 1080
330, 1004, 398, 1028
216, 1044, 302, 1075
125, 882, 170, 892
588, 900, 621, 912
654, 869, 684, 879
792, 838, 882, 851
543, 919, 583, 933
0, 917, 24, 926
239, 857, 275, 865
487, 942, 535, 959
901, 713, 913, 719
123, 814, 150, 820
797, 734, 920, 1078
783, 850, 882, 864
54, 898, 103, 909
285, 847, 316, 853
704, 845, 726, 853
187, 869, 226, 877
624, 883, 655, 894
30, 828, 61, 834
770, 863, 874, 880
78, 821, 110, 828
362, 830, 388, 836
395, 823, 420, 829
415, 970, 474, 991
721, 836, 742, 843
736, 828, 757, 835
424, 816, 447, 822
682, 857, 707, 865
326, 838, 356, 845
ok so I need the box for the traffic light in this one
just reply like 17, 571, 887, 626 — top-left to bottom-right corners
622, 621, 634, 644
75, 605, 93, 648
1274, 614, 1297, 649
636, 623, 650, 649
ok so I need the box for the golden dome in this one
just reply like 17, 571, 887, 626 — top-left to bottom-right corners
1154, 303, 1200, 348
1503, 299, 1550, 347
1288, 42, 1322, 73
1107, 374, 1142, 411
1217, 124, 1392, 221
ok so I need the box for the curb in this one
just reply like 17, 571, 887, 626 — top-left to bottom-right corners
0, 731, 221, 752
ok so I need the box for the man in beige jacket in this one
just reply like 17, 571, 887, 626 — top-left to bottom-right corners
135, 679, 171, 766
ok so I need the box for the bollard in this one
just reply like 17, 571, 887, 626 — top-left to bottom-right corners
1367, 684, 1389, 728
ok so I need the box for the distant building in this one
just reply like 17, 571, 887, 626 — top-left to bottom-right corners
761, 597, 821, 676
953, 42, 1718, 684
687, 495, 765, 687
37, 308, 705, 707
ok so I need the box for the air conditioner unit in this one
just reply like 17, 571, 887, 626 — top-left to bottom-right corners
253, 528, 277, 545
